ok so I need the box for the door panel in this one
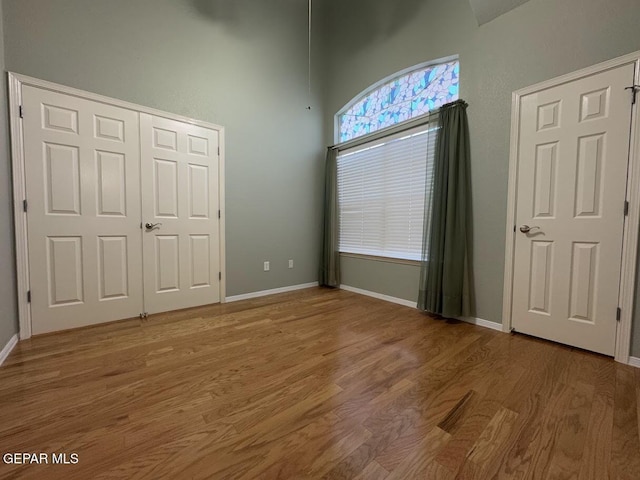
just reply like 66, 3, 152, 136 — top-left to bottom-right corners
96, 151, 127, 216
189, 165, 210, 218
528, 240, 553, 315
98, 236, 129, 300
532, 142, 557, 218
190, 235, 211, 288
44, 143, 81, 215
155, 235, 180, 292
512, 64, 634, 355
23, 86, 143, 334
141, 114, 220, 314
47, 236, 84, 306
568, 242, 598, 322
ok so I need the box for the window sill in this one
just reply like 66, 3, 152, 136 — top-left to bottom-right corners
339, 252, 421, 267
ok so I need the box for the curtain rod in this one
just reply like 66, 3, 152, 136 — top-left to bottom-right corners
330, 99, 468, 152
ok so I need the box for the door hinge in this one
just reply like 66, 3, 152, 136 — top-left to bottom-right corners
23, 199, 28, 213
624, 200, 629, 216
626, 85, 639, 104
513, 225, 516, 233
19, 105, 24, 118
218, 146, 220, 156
218, 210, 221, 219
219, 272, 222, 280
27, 290, 31, 303
616, 307, 621, 321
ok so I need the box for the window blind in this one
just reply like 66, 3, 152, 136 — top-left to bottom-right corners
337, 125, 438, 261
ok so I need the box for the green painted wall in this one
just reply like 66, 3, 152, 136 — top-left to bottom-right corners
0, 0, 19, 348
1, 0, 327, 311
322, 0, 640, 351
340, 256, 420, 303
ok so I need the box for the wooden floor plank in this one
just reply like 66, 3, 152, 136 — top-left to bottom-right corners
545, 381, 594, 479
436, 361, 525, 475
385, 426, 452, 480
457, 406, 519, 478
611, 365, 640, 480
0, 287, 638, 479
352, 461, 389, 480
578, 367, 614, 480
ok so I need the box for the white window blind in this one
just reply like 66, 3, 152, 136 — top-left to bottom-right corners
337, 125, 438, 261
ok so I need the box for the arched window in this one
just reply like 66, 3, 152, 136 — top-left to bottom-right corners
335, 59, 459, 261
337, 60, 459, 143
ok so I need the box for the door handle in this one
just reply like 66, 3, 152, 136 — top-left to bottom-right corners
519, 225, 540, 234
145, 222, 162, 231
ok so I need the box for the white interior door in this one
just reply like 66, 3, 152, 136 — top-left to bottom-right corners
511, 64, 634, 355
23, 86, 143, 334
140, 114, 220, 314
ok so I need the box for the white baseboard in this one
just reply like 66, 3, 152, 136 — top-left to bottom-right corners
225, 282, 319, 303
340, 284, 418, 308
457, 316, 504, 332
0, 334, 18, 367
629, 356, 640, 368
340, 285, 503, 333
227, 282, 505, 335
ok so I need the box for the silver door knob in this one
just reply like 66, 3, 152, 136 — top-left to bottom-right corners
145, 222, 162, 231
519, 225, 540, 234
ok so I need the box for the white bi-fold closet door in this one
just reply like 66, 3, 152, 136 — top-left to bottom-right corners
22, 85, 221, 335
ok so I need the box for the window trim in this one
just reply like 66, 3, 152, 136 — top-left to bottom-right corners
335, 112, 438, 153
334, 55, 459, 145
339, 122, 436, 156
339, 252, 421, 267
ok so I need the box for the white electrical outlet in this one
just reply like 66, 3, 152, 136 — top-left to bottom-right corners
288, 259, 294, 269
264, 261, 270, 272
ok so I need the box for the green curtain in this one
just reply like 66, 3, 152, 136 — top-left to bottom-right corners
418, 100, 472, 317
319, 147, 340, 287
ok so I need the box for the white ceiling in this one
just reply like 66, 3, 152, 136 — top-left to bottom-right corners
468, 0, 531, 25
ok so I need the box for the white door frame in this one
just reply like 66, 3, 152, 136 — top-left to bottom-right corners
8, 72, 227, 340
502, 51, 640, 364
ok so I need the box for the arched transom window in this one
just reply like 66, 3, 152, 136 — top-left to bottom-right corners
338, 60, 459, 143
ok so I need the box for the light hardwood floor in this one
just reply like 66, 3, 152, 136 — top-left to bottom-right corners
1, 287, 639, 479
